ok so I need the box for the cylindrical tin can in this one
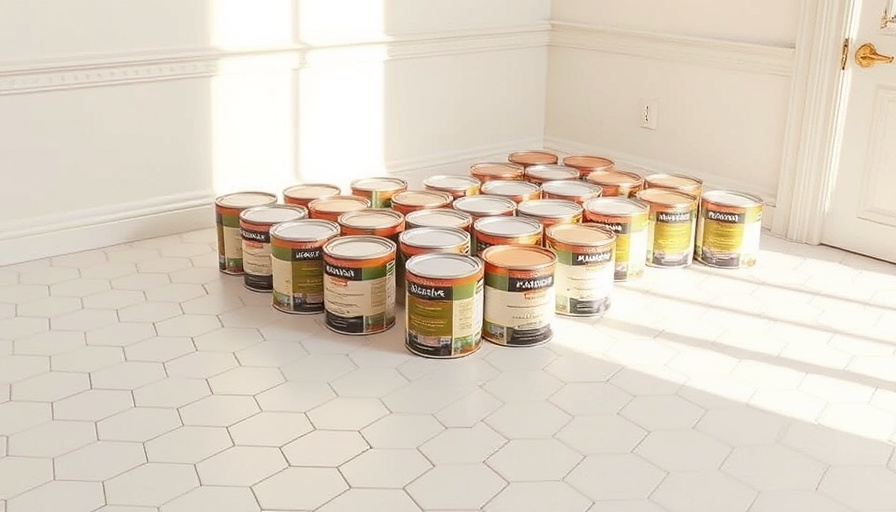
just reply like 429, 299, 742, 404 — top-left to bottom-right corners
517, 199, 584, 233
405, 208, 473, 233
470, 162, 525, 182
695, 190, 763, 268
270, 219, 341, 314
283, 183, 341, 208
405, 253, 484, 359
562, 155, 615, 179
215, 191, 278, 275
508, 150, 559, 168
583, 197, 649, 281
399, 227, 471, 262
585, 169, 644, 197
307, 196, 371, 222
473, 216, 543, 256
644, 173, 703, 197
350, 177, 408, 208
338, 208, 405, 244
391, 190, 453, 216
239, 205, 309, 292
546, 223, 616, 317
541, 180, 603, 205
636, 188, 698, 268
524, 164, 580, 185
322, 235, 396, 335
453, 195, 517, 220
480, 179, 542, 204
423, 175, 481, 199
481, 245, 556, 347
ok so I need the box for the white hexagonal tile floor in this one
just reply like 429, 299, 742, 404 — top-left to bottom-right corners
1, 229, 895, 511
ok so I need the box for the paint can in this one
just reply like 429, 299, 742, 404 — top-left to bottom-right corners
524, 164, 580, 185
695, 190, 763, 268
563, 155, 615, 179
541, 180, 603, 204
399, 227, 471, 262
635, 188, 698, 268
405, 208, 473, 233
453, 195, 517, 220
644, 173, 703, 197
470, 162, 525, 182
582, 197, 649, 281
481, 245, 556, 347
307, 195, 371, 222
270, 219, 341, 314
480, 179, 542, 203
508, 150, 559, 168
517, 199, 584, 233
472, 216, 543, 256
584, 169, 645, 197
322, 235, 396, 335
391, 190, 453, 216
350, 177, 408, 208
423, 175, 481, 199
404, 253, 484, 358
338, 208, 405, 244
239, 205, 309, 292
215, 191, 278, 275
283, 183, 341, 208
546, 223, 616, 317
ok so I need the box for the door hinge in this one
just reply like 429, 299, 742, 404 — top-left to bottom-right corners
841, 38, 850, 70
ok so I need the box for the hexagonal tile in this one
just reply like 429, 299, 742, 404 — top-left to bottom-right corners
134, 378, 210, 408
610, 367, 684, 396
145, 426, 233, 463
722, 445, 826, 490
486, 401, 571, 438
483, 370, 564, 403
91, 361, 165, 389
86, 322, 156, 347
159, 486, 260, 512
818, 402, 896, 440
235, 340, 307, 367
48, 250, 106, 268
545, 355, 622, 382
0, 457, 53, 499
104, 463, 199, 507
137, 257, 192, 274
179, 395, 259, 427
565, 454, 664, 501
620, 395, 704, 430
587, 500, 668, 512
14, 331, 84, 356
7, 420, 95, 457
6, 480, 103, 512
282, 430, 369, 467
0, 285, 48, 304
82, 290, 144, 309
820, 467, 896, 510
168, 267, 220, 284
180, 294, 243, 316
97, 407, 181, 442
341, 448, 431, 488
556, 414, 647, 454
54, 441, 146, 481
420, 424, 506, 465
281, 354, 357, 382
165, 352, 237, 379
219, 305, 283, 328
17, 297, 82, 318
118, 302, 183, 323
485, 482, 591, 512
330, 367, 408, 398
749, 389, 827, 422
435, 389, 504, 428
0, 401, 51, 435
110, 273, 170, 291
228, 412, 311, 447
54, 389, 133, 421
49, 278, 111, 298
695, 406, 787, 446
51, 346, 123, 372
52, 309, 117, 331
253, 467, 347, 509
125, 336, 195, 362
750, 490, 852, 512
12, 371, 89, 401
635, 430, 730, 471
255, 381, 335, 412
80, 262, 138, 281
0, 355, 49, 383
307, 397, 388, 430
781, 421, 893, 465
487, 439, 582, 481
207, 366, 284, 395
550, 383, 633, 415
0, 318, 48, 339
658, 470, 759, 512
19, 266, 79, 286
317, 488, 421, 512
406, 464, 505, 510
485, 346, 557, 370
155, 315, 221, 337
360, 414, 443, 449
194, 327, 263, 352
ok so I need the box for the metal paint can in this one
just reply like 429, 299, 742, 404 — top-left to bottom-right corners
517, 199, 584, 233
452, 195, 517, 220
338, 208, 405, 244
644, 173, 704, 197
423, 175, 481, 198
215, 191, 278, 275
391, 190, 453, 216
283, 183, 341, 208
350, 177, 408, 208
563, 155, 615, 179
582, 197, 649, 281
470, 162, 525, 182
399, 227, 471, 263
695, 190, 763, 268
239, 205, 309, 292
480, 179, 542, 203
636, 188, 698, 268
585, 169, 645, 197
405, 208, 473, 233
524, 164, 580, 185
481, 245, 557, 347
541, 180, 604, 204
322, 235, 396, 335
508, 150, 559, 168
546, 223, 616, 317
307, 195, 371, 222
404, 253, 484, 358
472, 216, 543, 256
270, 219, 341, 314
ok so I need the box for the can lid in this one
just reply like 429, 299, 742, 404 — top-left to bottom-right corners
508, 150, 558, 165
482, 244, 556, 268
270, 219, 341, 241
339, 209, 403, 229
405, 208, 472, 227
400, 227, 469, 249
324, 235, 396, 259
423, 175, 480, 190
525, 165, 580, 181
563, 155, 615, 170
216, 191, 277, 208
393, 190, 452, 206
636, 188, 697, 206
481, 180, 541, 196
470, 162, 524, 176
240, 205, 308, 224
309, 196, 370, 212
542, 180, 602, 197
586, 169, 643, 185
645, 173, 703, 189
453, 195, 517, 215
283, 184, 341, 199
517, 199, 583, 218
547, 223, 615, 246
583, 197, 649, 215
406, 253, 482, 279
474, 216, 542, 237
702, 190, 763, 207
350, 177, 408, 191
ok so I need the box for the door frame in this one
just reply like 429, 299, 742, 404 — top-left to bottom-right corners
772, 0, 854, 244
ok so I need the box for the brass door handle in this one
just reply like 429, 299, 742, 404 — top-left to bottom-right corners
856, 43, 894, 68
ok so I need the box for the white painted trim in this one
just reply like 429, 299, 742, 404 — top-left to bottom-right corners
772, 0, 851, 243
550, 22, 795, 77
0, 24, 550, 94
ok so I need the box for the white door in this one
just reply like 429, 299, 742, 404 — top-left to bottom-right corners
823, 0, 896, 262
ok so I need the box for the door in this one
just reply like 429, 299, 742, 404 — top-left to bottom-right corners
822, 0, 896, 262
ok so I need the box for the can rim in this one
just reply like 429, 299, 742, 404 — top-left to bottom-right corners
585, 169, 644, 185
583, 196, 650, 215
215, 191, 278, 208
350, 177, 409, 191
323, 235, 396, 259
517, 199, 584, 218
422, 175, 481, 191
405, 252, 483, 279
546, 222, 616, 246
270, 219, 341, 241
635, 188, 698, 207
338, 208, 405, 229
399, 226, 470, 248
481, 244, 557, 270
470, 161, 525, 175
308, 195, 372, 211
701, 189, 764, 208
391, 190, 453, 206
563, 155, 615, 170
542, 180, 603, 196
405, 208, 472, 223
239, 205, 308, 225
453, 195, 517, 213
525, 164, 580, 180
282, 183, 341, 199
474, 215, 543, 237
